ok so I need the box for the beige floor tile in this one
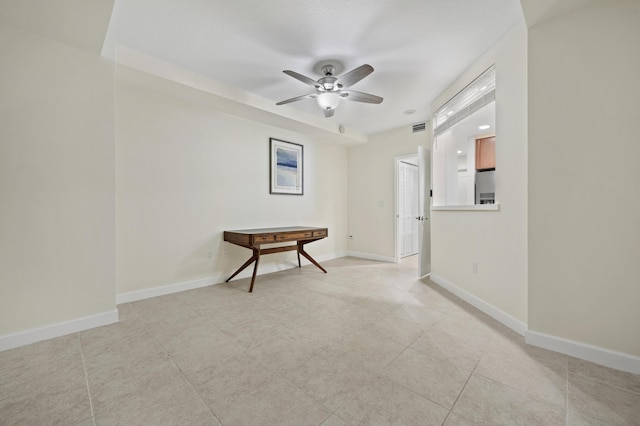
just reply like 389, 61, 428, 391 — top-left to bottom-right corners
301, 301, 381, 332
475, 342, 567, 408
0, 385, 92, 426
79, 318, 155, 358
568, 356, 640, 394
85, 347, 182, 414
406, 278, 433, 293
568, 371, 640, 425
335, 375, 449, 425
384, 347, 471, 408
329, 328, 408, 371
360, 311, 429, 346
180, 283, 253, 307
0, 334, 80, 371
244, 325, 327, 374
367, 275, 417, 292
1, 335, 83, 390
129, 294, 198, 323
286, 317, 359, 347
284, 349, 380, 412
295, 276, 346, 295
186, 350, 276, 415
369, 284, 415, 304
314, 271, 370, 288
73, 417, 96, 426
330, 287, 406, 314
167, 332, 246, 375
195, 298, 286, 326
392, 302, 451, 327
218, 315, 286, 348
410, 325, 485, 372
290, 289, 360, 313
248, 291, 307, 312
94, 374, 220, 425
274, 302, 324, 325
405, 286, 461, 311
452, 375, 566, 425
116, 302, 137, 321
320, 415, 347, 426
490, 331, 568, 370
81, 326, 165, 371
147, 315, 233, 355
434, 315, 497, 349
1, 350, 87, 396
216, 377, 331, 426
443, 412, 476, 425
1, 335, 91, 425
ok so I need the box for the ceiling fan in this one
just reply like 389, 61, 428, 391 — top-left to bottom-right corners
276, 63, 383, 118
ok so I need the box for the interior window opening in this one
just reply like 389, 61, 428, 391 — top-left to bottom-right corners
432, 65, 496, 207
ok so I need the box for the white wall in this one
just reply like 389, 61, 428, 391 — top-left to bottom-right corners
115, 78, 348, 296
348, 125, 429, 260
430, 20, 529, 326
0, 24, 116, 337
527, 0, 640, 356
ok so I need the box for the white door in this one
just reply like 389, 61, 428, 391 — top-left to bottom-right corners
418, 146, 431, 276
398, 161, 419, 257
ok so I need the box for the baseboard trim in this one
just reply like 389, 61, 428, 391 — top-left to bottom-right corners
117, 252, 347, 304
0, 309, 119, 352
429, 274, 640, 375
347, 251, 396, 263
429, 274, 527, 335
117, 276, 220, 304
525, 330, 640, 375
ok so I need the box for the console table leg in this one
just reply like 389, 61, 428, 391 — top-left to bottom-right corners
299, 245, 327, 273
225, 250, 258, 283
249, 249, 261, 293
297, 242, 302, 267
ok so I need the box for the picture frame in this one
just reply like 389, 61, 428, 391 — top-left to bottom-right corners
269, 138, 303, 195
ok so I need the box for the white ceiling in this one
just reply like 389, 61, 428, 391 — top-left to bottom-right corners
104, 0, 523, 135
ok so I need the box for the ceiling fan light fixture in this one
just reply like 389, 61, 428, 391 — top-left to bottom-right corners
317, 92, 341, 110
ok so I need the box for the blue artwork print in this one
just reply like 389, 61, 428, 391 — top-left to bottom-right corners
277, 148, 297, 168
276, 147, 298, 187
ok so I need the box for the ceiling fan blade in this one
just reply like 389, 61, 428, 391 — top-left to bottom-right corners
275, 93, 316, 105
283, 70, 321, 88
336, 64, 374, 89
340, 90, 383, 104
322, 108, 335, 118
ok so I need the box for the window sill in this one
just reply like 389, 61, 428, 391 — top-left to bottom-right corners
431, 204, 500, 212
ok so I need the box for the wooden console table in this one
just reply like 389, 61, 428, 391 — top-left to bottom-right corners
223, 226, 328, 292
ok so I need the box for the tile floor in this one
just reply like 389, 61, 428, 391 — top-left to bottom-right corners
1, 256, 639, 425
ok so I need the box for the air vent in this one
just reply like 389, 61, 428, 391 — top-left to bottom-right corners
412, 122, 426, 133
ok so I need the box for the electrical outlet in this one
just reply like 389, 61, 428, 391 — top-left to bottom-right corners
472, 262, 478, 274
208, 251, 213, 260
223, 249, 229, 256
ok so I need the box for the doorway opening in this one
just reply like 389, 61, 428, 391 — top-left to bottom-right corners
395, 148, 431, 276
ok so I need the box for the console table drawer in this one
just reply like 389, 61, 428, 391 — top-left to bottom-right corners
253, 234, 277, 244
276, 232, 312, 242
313, 230, 327, 237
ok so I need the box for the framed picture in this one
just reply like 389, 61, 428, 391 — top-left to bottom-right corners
270, 138, 303, 195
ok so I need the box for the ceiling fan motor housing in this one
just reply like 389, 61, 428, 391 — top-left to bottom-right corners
321, 65, 336, 76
